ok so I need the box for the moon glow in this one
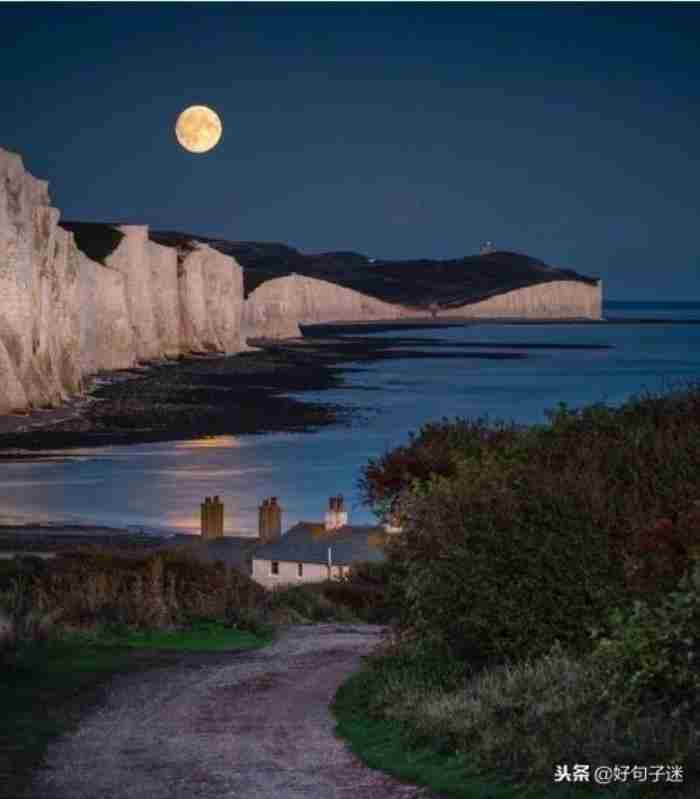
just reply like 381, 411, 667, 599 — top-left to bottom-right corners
175, 105, 222, 153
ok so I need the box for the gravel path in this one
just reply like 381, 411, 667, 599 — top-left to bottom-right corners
29, 624, 441, 799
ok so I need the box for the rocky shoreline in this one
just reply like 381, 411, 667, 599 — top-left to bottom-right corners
0, 327, 518, 455
1, 313, 688, 458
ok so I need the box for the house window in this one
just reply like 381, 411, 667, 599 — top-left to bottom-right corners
297, 563, 303, 578
270, 561, 279, 576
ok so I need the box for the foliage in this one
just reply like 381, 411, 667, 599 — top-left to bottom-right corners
390, 459, 627, 665
0, 547, 268, 646
357, 416, 523, 518
337, 638, 698, 797
268, 582, 358, 623
332, 663, 529, 799
589, 559, 700, 713
361, 386, 700, 665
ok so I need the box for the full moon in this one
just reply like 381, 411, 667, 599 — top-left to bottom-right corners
175, 105, 222, 153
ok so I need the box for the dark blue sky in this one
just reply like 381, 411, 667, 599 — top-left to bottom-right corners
2, 2, 698, 300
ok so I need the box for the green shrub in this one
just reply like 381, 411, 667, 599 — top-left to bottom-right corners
269, 582, 359, 623
376, 640, 699, 793
357, 416, 526, 520
365, 386, 700, 666
388, 458, 628, 665
322, 562, 399, 622
362, 636, 469, 725
589, 559, 700, 713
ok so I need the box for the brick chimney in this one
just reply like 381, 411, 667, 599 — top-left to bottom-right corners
258, 496, 282, 543
201, 496, 224, 538
324, 494, 348, 531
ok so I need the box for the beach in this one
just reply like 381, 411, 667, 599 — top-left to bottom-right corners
0, 323, 522, 455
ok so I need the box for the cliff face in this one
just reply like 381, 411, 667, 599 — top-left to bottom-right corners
148, 240, 180, 358
241, 273, 602, 339
242, 273, 406, 339
440, 279, 602, 320
102, 225, 161, 362
77, 249, 135, 376
0, 149, 247, 414
0, 149, 84, 412
179, 244, 245, 353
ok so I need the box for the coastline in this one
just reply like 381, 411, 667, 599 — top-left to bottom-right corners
0, 314, 696, 456
0, 322, 521, 456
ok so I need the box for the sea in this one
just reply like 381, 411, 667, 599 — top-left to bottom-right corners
1, 301, 699, 537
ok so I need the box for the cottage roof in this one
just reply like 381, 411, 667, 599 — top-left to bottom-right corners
252, 522, 387, 566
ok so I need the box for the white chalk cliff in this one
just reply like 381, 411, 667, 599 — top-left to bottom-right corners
242, 273, 407, 339
440, 279, 602, 319
0, 149, 247, 414
0, 147, 602, 415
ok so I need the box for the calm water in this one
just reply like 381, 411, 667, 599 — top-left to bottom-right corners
1, 301, 699, 536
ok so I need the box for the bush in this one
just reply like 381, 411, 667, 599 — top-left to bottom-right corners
357, 416, 523, 517
380, 640, 699, 792
366, 386, 700, 666
388, 457, 628, 666
0, 547, 268, 640
622, 504, 700, 598
590, 559, 700, 713
269, 582, 359, 623
322, 561, 399, 623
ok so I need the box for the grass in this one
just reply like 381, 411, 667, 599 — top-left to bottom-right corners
332, 667, 534, 799
333, 655, 692, 799
0, 619, 273, 799
85, 619, 272, 651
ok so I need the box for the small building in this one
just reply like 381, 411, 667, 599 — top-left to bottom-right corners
251, 520, 387, 589
159, 495, 392, 589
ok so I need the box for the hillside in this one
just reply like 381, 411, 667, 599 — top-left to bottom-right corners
63, 224, 599, 310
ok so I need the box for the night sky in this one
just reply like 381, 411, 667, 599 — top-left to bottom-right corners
2, 2, 698, 300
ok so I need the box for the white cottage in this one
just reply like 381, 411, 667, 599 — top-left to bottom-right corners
251, 496, 388, 589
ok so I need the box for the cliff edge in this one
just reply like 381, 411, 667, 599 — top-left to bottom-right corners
0, 149, 247, 414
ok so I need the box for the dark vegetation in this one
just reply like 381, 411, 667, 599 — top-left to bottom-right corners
333, 384, 700, 797
58, 220, 598, 309
60, 221, 124, 266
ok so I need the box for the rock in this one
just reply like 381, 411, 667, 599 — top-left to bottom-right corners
440, 279, 602, 319
0, 147, 249, 414
179, 243, 245, 353
0, 149, 83, 412
103, 225, 161, 361
242, 273, 407, 340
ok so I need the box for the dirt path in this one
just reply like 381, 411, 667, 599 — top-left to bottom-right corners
29, 624, 440, 799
